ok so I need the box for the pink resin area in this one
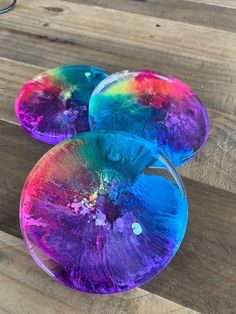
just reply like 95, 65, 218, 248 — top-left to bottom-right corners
20, 131, 188, 294
89, 70, 210, 166
15, 65, 108, 144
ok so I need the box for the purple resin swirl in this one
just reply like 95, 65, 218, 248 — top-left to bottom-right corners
15, 65, 108, 144
89, 70, 210, 166
20, 131, 188, 294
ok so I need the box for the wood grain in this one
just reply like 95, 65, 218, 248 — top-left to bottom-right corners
64, 0, 236, 33
0, 0, 235, 313
0, 57, 235, 193
184, 0, 236, 9
144, 177, 236, 314
0, 121, 49, 238
0, 58, 44, 125
0, 121, 235, 313
1, 0, 234, 65
0, 35, 236, 118
0, 231, 198, 314
0, 0, 236, 115
178, 109, 236, 194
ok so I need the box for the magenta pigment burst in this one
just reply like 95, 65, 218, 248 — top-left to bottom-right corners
20, 131, 188, 294
89, 70, 210, 166
15, 65, 108, 144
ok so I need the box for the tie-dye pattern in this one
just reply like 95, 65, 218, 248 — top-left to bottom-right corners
20, 131, 188, 294
89, 70, 209, 166
15, 65, 108, 144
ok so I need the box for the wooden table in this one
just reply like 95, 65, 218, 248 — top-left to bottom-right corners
0, 1, 235, 313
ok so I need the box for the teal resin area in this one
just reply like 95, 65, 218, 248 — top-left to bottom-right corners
20, 131, 188, 294
89, 71, 209, 166
15, 65, 108, 144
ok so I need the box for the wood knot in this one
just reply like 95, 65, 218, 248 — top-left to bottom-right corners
44, 7, 64, 13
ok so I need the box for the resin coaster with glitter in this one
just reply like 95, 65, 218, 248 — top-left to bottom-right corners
15, 65, 108, 144
89, 70, 210, 167
20, 131, 188, 294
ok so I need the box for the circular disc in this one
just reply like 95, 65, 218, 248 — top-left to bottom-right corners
15, 65, 108, 144
89, 70, 210, 166
20, 131, 188, 294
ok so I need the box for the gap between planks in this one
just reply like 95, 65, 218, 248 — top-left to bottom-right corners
0, 29, 236, 116
0, 231, 198, 314
62, 0, 236, 33
0, 57, 235, 194
184, 0, 236, 9
0, 1, 236, 115
0, 121, 235, 313
1, 0, 236, 66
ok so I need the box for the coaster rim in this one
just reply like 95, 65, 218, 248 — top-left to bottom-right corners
15, 64, 108, 144
19, 130, 188, 294
89, 70, 210, 167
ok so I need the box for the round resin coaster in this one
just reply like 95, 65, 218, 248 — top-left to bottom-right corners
15, 65, 108, 144
89, 70, 209, 166
20, 131, 188, 294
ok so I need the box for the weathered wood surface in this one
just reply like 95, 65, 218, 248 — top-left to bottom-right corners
0, 0, 236, 313
65, 0, 236, 33
184, 0, 236, 8
1, 58, 235, 193
1, 1, 236, 115
0, 121, 235, 313
0, 231, 198, 314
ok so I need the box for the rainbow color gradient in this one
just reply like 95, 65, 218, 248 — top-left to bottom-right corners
20, 131, 188, 294
89, 70, 209, 166
15, 65, 108, 144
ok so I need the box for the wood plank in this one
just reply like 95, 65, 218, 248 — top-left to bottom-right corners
0, 57, 235, 193
0, 120, 235, 313
184, 0, 236, 9
144, 176, 236, 314
178, 109, 236, 194
0, 0, 236, 115
0, 231, 196, 314
1, 0, 233, 66
63, 0, 236, 33
0, 121, 49, 238
0, 58, 45, 126
0, 35, 236, 117
0, 1, 235, 313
